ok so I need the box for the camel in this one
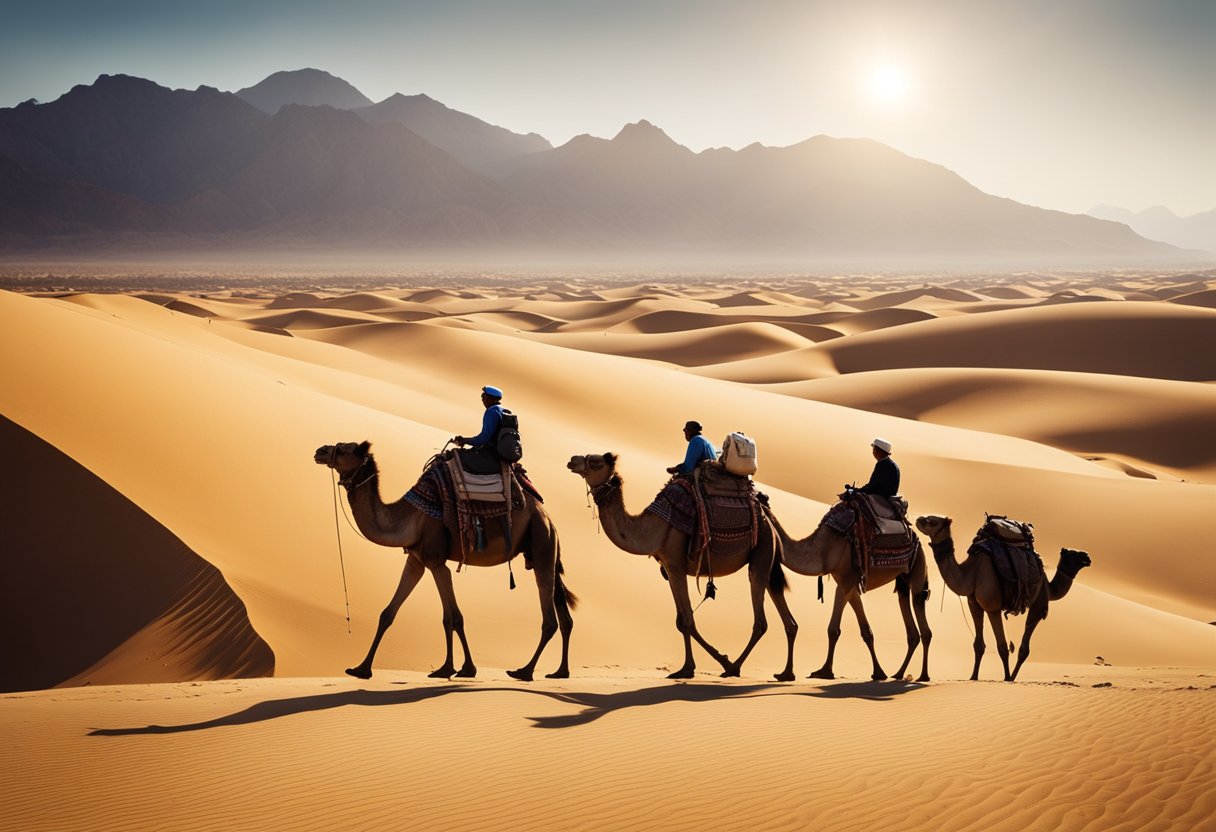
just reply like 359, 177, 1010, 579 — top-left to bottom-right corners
566, 453, 798, 681
764, 502, 933, 682
315, 441, 575, 682
915, 515, 1091, 681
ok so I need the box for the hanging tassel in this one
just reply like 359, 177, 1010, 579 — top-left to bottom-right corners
705, 578, 717, 601
474, 517, 486, 552
509, 560, 517, 590
818, 576, 824, 603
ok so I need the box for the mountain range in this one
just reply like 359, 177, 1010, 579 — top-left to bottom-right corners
1088, 204, 1215, 254
0, 69, 1193, 262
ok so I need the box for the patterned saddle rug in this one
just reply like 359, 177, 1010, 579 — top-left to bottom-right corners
823, 491, 917, 592
968, 515, 1046, 616
644, 468, 760, 565
405, 453, 531, 561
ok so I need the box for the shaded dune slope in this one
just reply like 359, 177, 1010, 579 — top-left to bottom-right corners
0, 415, 273, 692
768, 368, 1216, 481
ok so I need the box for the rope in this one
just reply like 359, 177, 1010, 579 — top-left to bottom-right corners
584, 483, 601, 534
959, 593, 975, 638
329, 469, 353, 634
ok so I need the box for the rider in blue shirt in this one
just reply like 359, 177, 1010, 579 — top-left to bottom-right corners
455, 385, 505, 451
667, 420, 717, 476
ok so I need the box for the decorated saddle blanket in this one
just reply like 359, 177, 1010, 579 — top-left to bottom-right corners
645, 474, 760, 561
405, 454, 529, 559
822, 492, 917, 591
968, 516, 1045, 616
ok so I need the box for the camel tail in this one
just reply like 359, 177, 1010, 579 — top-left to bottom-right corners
768, 516, 789, 594
553, 528, 579, 612
770, 559, 789, 594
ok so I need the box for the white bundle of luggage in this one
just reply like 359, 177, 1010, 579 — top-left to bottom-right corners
719, 431, 758, 477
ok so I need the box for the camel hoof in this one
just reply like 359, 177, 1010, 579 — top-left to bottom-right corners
773, 671, 795, 682
917, 675, 931, 683
545, 669, 570, 679
872, 672, 888, 681
455, 666, 477, 679
808, 669, 835, 680
507, 668, 534, 682
345, 666, 372, 680
667, 668, 695, 680
720, 665, 741, 679
428, 666, 455, 679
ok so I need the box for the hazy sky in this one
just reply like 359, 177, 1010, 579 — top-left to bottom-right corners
2, 0, 1213, 215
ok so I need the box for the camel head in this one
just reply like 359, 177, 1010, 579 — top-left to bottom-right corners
1058, 548, 1092, 577
915, 515, 953, 544
566, 452, 618, 488
314, 441, 373, 482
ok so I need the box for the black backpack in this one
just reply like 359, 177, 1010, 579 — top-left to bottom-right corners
496, 409, 523, 462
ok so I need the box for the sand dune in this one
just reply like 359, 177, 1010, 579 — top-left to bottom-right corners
817, 301, 1216, 380
767, 367, 1216, 481
1, 414, 272, 693
2, 269, 1215, 831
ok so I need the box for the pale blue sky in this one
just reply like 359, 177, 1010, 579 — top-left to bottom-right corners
2, 0, 1213, 215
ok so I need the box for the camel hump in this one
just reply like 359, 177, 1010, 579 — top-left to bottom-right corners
969, 516, 1045, 614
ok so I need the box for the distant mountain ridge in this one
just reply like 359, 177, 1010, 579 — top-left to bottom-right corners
1088, 204, 1215, 253
0, 70, 1189, 262
235, 68, 373, 113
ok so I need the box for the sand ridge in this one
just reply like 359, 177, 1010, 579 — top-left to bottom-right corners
2, 268, 1215, 830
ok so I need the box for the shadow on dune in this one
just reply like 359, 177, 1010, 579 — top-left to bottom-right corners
87, 678, 927, 736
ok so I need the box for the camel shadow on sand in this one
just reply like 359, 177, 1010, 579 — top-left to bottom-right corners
87, 678, 927, 737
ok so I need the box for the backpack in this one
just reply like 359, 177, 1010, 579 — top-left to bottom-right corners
495, 409, 523, 462
720, 431, 758, 476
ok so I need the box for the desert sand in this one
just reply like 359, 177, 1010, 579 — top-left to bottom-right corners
2, 268, 1215, 831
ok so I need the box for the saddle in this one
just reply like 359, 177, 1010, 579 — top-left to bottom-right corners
447, 450, 511, 504
696, 460, 754, 498
968, 515, 1045, 616
405, 450, 534, 566
826, 489, 917, 592
644, 463, 761, 575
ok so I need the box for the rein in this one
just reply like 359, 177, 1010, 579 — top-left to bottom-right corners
585, 472, 622, 535
323, 445, 381, 635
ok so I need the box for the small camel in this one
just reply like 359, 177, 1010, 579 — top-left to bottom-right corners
315, 442, 575, 682
764, 504, 933, 682
567, 453, 798, 680
915, 514, 1091, 681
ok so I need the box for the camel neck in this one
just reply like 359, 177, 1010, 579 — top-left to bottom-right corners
928, 538, 955, 562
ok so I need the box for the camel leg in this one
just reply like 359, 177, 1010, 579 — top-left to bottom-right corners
848, 593, 888, 681
508, 558, 559, 683
346, 553, 426, 679
985, 609, 1013, 681
428, 561, 477, 678
1010, 606, 1046, 681
911, 580, 933, 682
548, 568, 574, 679
767, 577, 798, 682
892, 579, 920, 681
666, 570, 731, 678
722, 566, 770, 678
809, 583, 849, 680
968, 596, 986, 680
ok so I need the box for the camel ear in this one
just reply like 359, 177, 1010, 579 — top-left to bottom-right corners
357, 440, 371, 457
603, 452, 616, 466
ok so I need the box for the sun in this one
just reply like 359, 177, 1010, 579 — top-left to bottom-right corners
868, 64, 911, 104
